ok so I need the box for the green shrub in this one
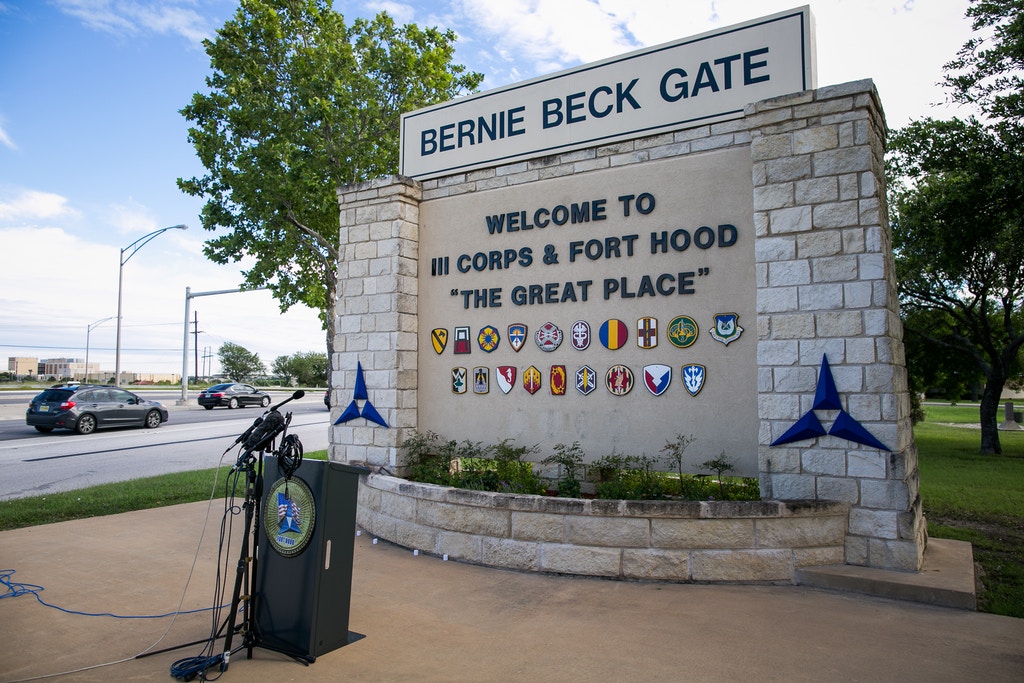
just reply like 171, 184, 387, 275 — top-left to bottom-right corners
400, 431, 760, 501
593, 454, 666, 500
400, 430, 488, 486
543, 442, 584, 498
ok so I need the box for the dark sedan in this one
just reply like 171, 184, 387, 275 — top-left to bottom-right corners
197, 383, 271, 410
26, 385, 169, 435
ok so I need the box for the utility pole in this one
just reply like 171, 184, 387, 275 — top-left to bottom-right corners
178, 286, 267, 404
192, 311, 204, 384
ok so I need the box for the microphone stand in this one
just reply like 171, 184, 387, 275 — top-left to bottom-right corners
145, 390, 305, 679
221, 390, 304, 670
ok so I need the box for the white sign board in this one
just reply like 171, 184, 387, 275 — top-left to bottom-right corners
400, 6, 815, 179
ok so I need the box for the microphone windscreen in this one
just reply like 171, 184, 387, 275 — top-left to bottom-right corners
244, 411, 285, 450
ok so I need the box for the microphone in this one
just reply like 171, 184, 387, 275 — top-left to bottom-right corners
269, 389, 304, 412
241, 391, 303, 451
224, 417, 264, 454
225, 390, 305, 458
244, 410, 286, 451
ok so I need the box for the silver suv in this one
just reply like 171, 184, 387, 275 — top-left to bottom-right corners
26, 384, 169, 434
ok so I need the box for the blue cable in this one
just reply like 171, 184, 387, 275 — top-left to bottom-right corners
0, 568, 225, 619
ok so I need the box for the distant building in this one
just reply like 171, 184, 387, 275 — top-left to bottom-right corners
40, 358, 100, 381
8, 357, 38, 379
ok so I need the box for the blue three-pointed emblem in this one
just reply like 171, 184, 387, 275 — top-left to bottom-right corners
334, 361, 389, 428
771, 355, 889, 451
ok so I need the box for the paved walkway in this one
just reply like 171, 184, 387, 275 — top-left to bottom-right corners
1, 501, 1022, 682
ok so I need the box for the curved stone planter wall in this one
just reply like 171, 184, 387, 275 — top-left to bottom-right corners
357, 474, 850, 583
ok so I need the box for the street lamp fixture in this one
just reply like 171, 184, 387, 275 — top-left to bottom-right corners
115, 224, 188, 387
85, 316, 115, 383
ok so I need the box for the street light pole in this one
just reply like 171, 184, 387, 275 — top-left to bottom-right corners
115, 224, 187, 387
85, 316, 115, 383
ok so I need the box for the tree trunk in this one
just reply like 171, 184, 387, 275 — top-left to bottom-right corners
978, 374, 1005, 455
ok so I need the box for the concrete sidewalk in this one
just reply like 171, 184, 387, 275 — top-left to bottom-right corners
1, 501, 1022, 682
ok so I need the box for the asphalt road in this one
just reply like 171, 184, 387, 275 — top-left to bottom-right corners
0, 389, 333, 500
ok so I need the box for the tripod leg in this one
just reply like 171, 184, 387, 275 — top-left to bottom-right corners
221, 460, 260, 670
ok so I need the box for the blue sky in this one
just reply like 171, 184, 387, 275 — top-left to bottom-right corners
0, 0, 974, 377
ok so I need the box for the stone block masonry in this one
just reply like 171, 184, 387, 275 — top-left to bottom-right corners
357, 474, 849, 582
331, 79, 925, 576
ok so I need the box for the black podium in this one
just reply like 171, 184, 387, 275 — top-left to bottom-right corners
254, 457, 369, 661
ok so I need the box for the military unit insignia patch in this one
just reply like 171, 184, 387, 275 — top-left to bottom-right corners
599, 318, 628, 350
606, 364, 634, 395
496, 366, 516, 394
452, 367, 467, 394
433, 309, 738, 397
570, 320, 591, 350
575, 365, 597, 395
431, 328, 448, 355
454, 326, 471, 354
535, 322, 563, 351
710, 313, 743, 345
523, 365, 542, 394
667, 315, 698, 348
682, 363, 706, 396
478, 325, 500, 352
643, 364, 672, 396
550, 365, 567, 395
636, 317, 658, 349
508, 323, 527, 352
473, 367, 489, 394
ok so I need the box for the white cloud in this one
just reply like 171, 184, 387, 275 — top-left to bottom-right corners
0, 122, 15, 151
451, 0, 974, 126
0, 188, 80, 223
364, 1, 418, 24
106, 198, 161, 236
0, 222, 325, 375
54, 0, 214, 44
457, 0, 637, 75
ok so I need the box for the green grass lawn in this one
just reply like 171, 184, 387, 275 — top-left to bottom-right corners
0, 450, 328, 530
917, 403, 1024, 617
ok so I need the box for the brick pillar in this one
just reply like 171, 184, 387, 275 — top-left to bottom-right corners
329, 176, 421, 468
752, 81, 926, 571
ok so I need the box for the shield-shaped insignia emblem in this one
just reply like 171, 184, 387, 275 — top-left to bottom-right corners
451, 367, 467, 394
575, 365, 597, 395
496, 366, 516, 394
570, 320, 591, 350
606, 364, 634, 396
454, 326, 471, 354
599, 319, 628, 350
550, 366, 566, 395
523, 366, 542, 394
710, 313, 743, 345
643, 364, 672, 396
473, 367, 489, 394
478, 325, 500, 352
508, 324, 527, 352
667, 315, 698, 348
637, 317, 658, 349
681, 364, 706, 396
535, 322, 563, 351
431, 328, 448, 354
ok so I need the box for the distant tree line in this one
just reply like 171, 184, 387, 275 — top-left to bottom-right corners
216, 341, 327, 386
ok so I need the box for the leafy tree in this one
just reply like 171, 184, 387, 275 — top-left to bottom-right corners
218, 342, 266, 382
943, 0, 1024, 143
888, 0, 1024, 453
272, 351, 328, 386
902, 308, 988, 404
178, 0, 483, 363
